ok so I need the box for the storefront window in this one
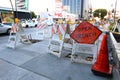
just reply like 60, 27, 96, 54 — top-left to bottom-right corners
1, 11, 14, 23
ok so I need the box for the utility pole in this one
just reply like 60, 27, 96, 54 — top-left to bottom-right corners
15, 0, 18, 18
9, 0, 15, 23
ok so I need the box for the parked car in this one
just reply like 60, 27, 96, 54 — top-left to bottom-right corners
3, 22, 13, 26
32, 18, 38, 27
21, 20, 37, 28
0, 23, 12, 34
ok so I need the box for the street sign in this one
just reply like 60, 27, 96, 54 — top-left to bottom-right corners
70, 21, 102, 44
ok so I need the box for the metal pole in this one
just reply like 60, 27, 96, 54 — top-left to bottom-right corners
9, 0, 15, 23
80, 0, 84, 18
114, 0, 117, 24
10, 0, 14, 11
15, 0, 18, 18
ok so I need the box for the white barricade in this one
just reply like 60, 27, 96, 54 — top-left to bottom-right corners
7, 33, 18, 49
6, 24, 18, 49
63, 24, 74, 51
10, 24, 18, 33
44, 27, 52, 38
71, 40, 99, 64
33, 21, 53, 40
31, 22, 47, 40
70, 21, 103, 64
7, 23, 31, 49
63, 34, 73, 50
19, 34, 31, 44
48, 24, 73, 57
30, 29, 45, 40
52, 24, 58, 34
72, 26, 107, 63
48, 34, 64, 57
48, 24, 66, 57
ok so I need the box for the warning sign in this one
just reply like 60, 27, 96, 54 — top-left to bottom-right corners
70, 21, 102, 44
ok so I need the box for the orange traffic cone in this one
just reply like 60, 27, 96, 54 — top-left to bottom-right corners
91, 34, 113, 77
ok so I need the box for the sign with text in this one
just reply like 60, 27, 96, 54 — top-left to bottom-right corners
54, 0, 63, 18
70, 21, 102, 44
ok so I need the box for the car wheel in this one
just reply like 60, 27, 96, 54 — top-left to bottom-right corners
35, 24, 37, 27
7, 29, 11, 34
26, 25, 29, 28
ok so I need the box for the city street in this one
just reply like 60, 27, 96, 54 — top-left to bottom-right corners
0, 0, 120, 80
0, 27, 114, 80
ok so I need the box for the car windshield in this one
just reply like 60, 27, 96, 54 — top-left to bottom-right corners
3, 23, 13, 26
27, 20, 33, 23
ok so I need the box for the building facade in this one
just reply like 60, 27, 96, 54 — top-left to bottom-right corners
16, 0, 29, 10
62, 0, 90, 19
0, 0, 30, 23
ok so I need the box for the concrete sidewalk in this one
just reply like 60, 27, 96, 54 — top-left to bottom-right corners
0, 38, 113, 80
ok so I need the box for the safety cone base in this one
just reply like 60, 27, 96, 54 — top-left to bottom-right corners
91, 64, 113, 78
